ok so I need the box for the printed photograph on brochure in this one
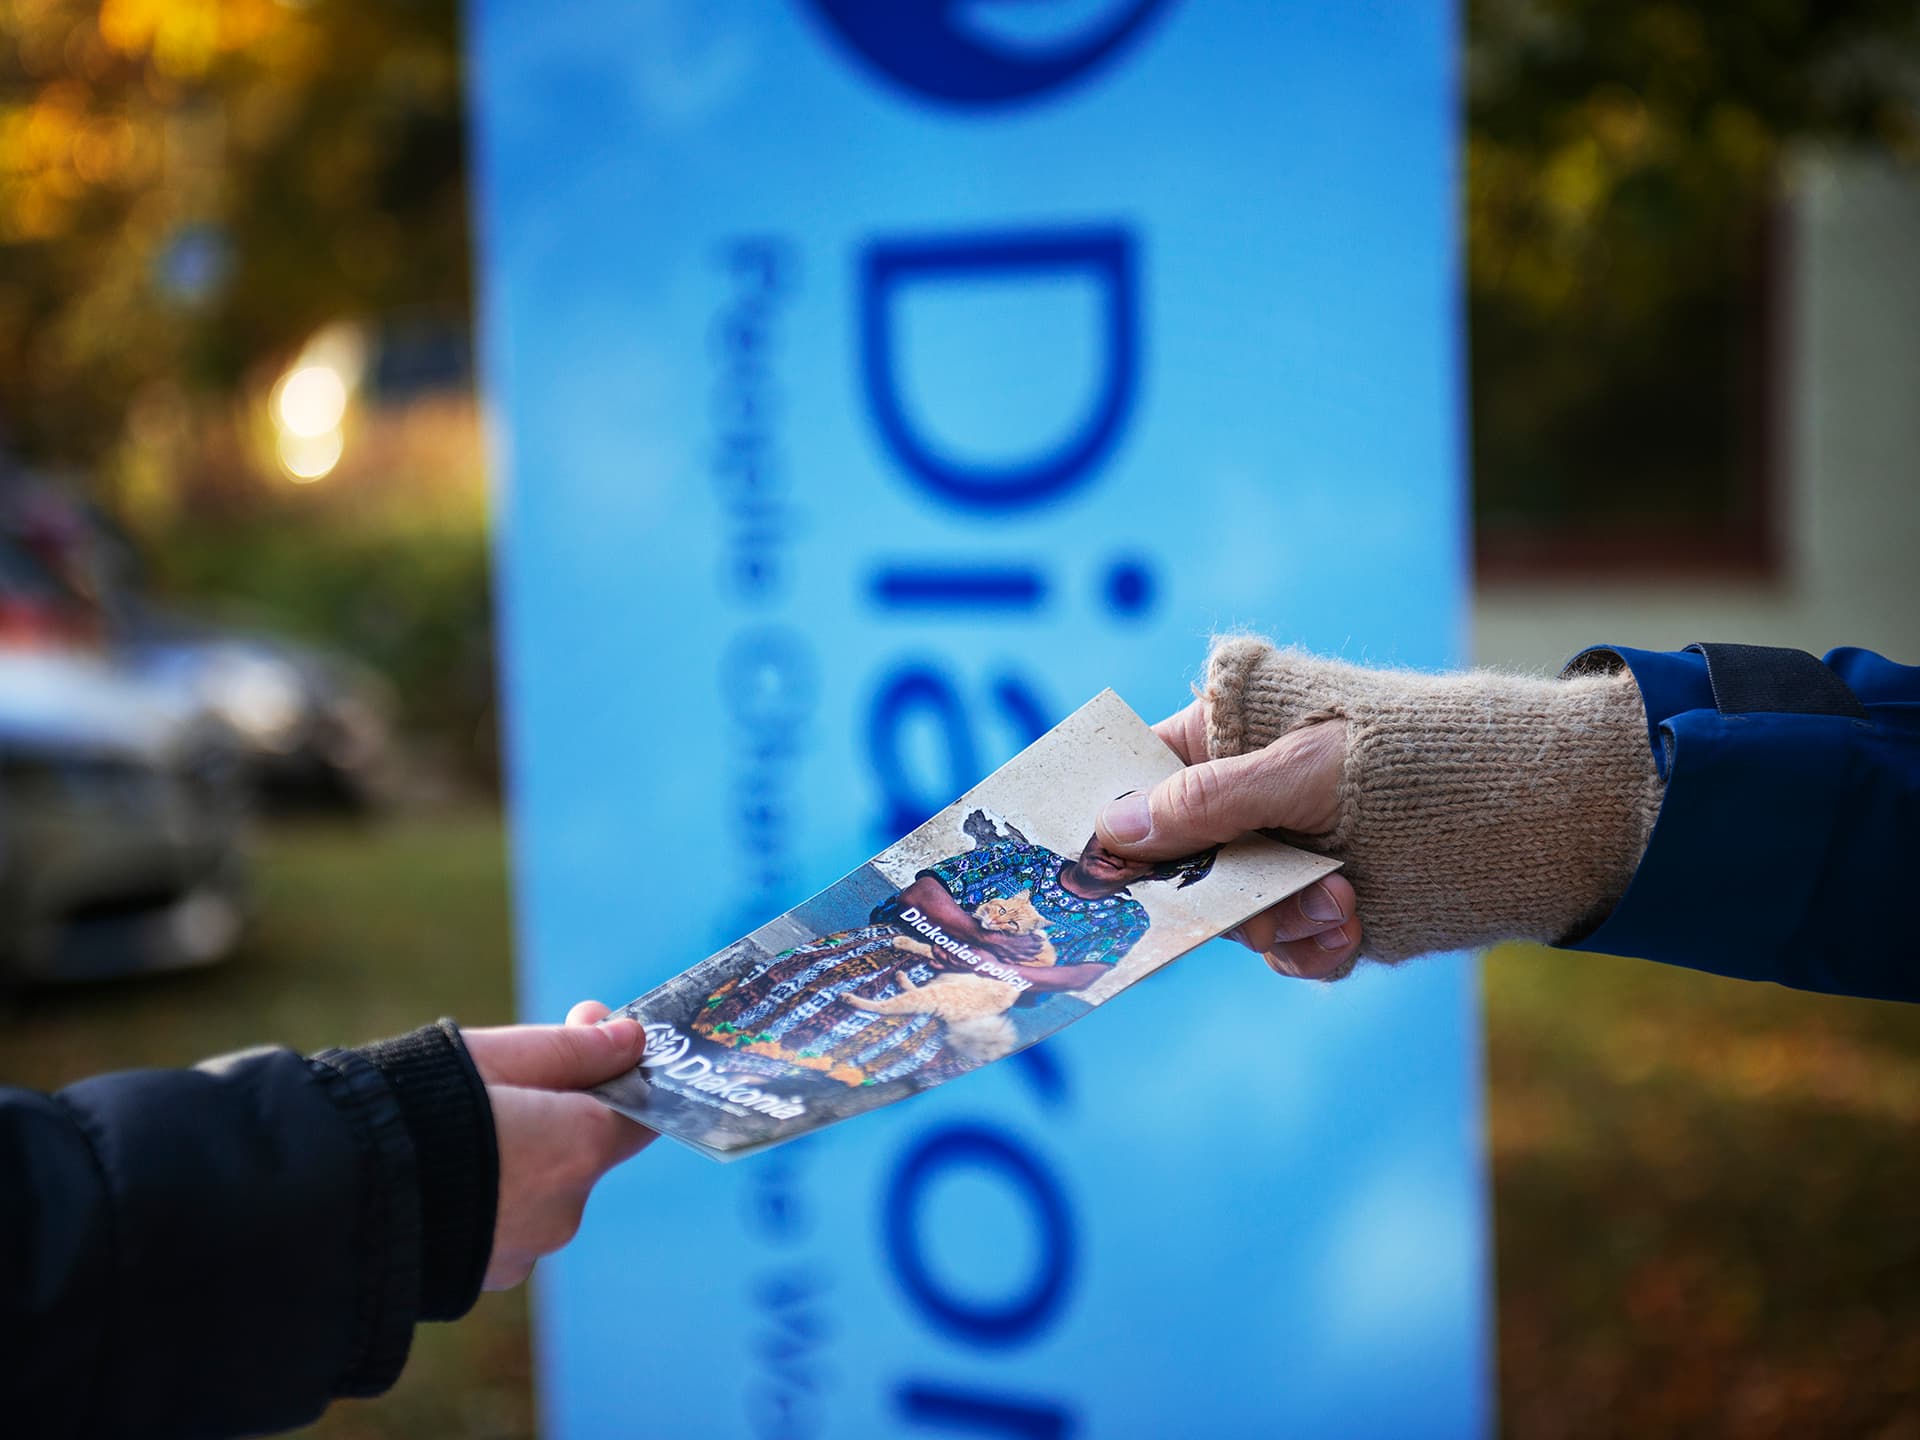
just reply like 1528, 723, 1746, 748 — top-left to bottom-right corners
595, 689, 1338, 1158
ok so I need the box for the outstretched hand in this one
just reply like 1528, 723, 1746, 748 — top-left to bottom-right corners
1095, 700, 1363, 981
461, 1005, 654, 1290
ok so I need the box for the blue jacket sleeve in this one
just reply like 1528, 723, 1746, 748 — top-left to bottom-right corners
1563, 644, 1920, 1003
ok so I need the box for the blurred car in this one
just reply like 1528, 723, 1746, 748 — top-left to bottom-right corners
123, 615, 396, 811
0, 482, 395, 811
0, 650, 249, 986
0, 524, 100, 651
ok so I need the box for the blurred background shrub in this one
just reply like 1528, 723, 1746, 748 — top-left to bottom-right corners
1468, 0, 1920, 568
0, 0, 491, 780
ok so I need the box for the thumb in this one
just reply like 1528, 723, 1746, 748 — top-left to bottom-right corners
465, 1018, 649, 1090
1096, 722, 1345, 861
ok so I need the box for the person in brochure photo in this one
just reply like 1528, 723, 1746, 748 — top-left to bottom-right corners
691, 826, 1216, 1085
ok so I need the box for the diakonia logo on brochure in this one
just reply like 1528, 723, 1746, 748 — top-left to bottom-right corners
804, 0, 1172, 109
639, 1022, 692, 1070
639, 1022, 811, 1121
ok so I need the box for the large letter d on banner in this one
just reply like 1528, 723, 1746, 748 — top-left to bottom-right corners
861, 228, 1139, 512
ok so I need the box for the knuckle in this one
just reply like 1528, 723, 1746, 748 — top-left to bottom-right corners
1237, 913, 1279, 953
1161, 763, 1230, 836
1294, 952, 1343, 981
536, 1027, 574, 1072
1259, 737, 1315, 790
1259, 722, 1346, 832
557, 1026, 603, 1077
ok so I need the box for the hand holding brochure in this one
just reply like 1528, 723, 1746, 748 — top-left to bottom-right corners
594, 691, 1339, 1158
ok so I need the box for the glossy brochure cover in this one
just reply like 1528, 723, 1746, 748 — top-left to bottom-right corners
594, 690, 1339, 1159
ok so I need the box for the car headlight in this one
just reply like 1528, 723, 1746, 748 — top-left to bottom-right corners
203, 654, 307, 751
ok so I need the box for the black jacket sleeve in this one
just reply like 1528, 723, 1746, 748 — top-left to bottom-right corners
0, 1021, 498, 1439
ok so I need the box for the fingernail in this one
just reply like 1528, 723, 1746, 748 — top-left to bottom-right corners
1301, 882, 1345, 925
1313, 924, 1350, 952
1101, 792, 1152, 844
1266, 951, 1302, 978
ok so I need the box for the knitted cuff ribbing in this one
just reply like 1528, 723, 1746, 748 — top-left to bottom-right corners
347, 1021, 499, 1323
303, 1048, 421, 1398
1203, 636, 1665, 962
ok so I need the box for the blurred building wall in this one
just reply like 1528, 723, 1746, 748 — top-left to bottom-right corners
1474, 150, 1920, 670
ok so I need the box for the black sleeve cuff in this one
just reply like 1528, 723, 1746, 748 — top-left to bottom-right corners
345, 1020, 500, 1322
304, 1048, 422, 1397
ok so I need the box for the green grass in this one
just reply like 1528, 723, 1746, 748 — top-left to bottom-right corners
3, 820, 1916, 1437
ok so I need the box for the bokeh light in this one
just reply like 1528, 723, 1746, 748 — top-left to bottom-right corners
274, 364, 348, 439
275, 425, 343, 481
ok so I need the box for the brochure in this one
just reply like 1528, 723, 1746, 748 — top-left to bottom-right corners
594, 690, 1339, 1158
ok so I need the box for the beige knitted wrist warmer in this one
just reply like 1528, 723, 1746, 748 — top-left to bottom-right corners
1204, 637, 1665, 962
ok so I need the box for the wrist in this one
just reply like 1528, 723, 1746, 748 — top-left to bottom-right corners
1203, 637, 1663, 961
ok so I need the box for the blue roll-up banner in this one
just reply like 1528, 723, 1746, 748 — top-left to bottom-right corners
470, 3, 1484, 1436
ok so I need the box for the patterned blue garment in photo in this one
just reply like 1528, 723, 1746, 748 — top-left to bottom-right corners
911, 840, 1149, 972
